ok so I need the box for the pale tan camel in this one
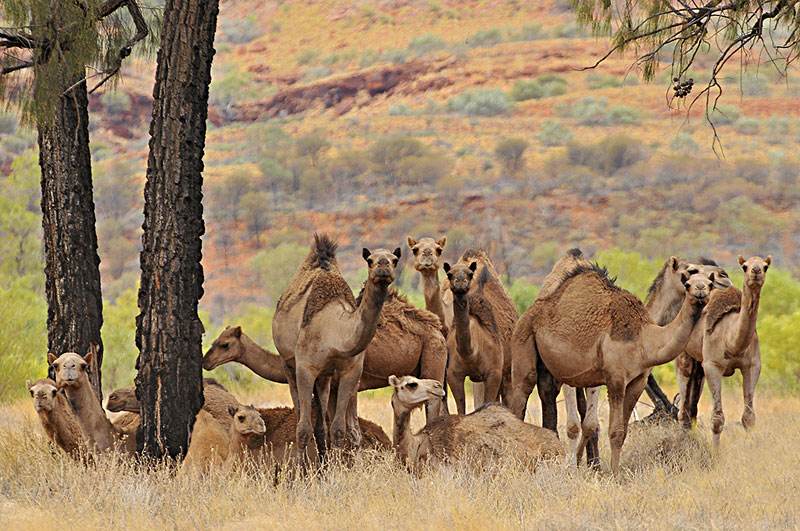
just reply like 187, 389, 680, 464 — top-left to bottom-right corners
694, 255, 770, 449
27, 378, 86, 458
48, 351, 116, 452
389, 375, 562, 473
509, 263, 713, 473
272, 234, 398, 454
181, 410, 231, 474
407, 236, 450, 335
443, 249, 518, 415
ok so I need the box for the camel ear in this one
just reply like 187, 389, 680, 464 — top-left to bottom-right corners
228, 405, 238, 417
362, 248, 371, 262
393, 247, 402, 260
84, 348, 95, 366
443, 263, 451, 277
738, 255, 746, 266
669, 256, 679, 271
407, 236, 416, 248
26, 379, 32, 391
47, 352, 57, 365
680, 270, 690, 289
436, 236, 447, 248
231, 326, 242, 338
468, 261, 477, 273
765, 256, 772, 267
388, 375, 401, 388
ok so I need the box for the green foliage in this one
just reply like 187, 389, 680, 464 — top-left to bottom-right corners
758, 312, 800, 391
219, 15, 262, 45
408, 34, 447, 55
303, 66, 333, 81
0, 281, 47, 402
510, 75, 567, 101
100, 91, 132, 115
0, 112, 18, 135
509, 23, 548, 41
670, 132, 699, 153
295, 130, 331, 167
465, 28, 504, 48
100, 287, 139, 391
537, 119, 573, 146
530, 241, 561, 271
250, 243, 308, 303
296, 49, 320, 66
369, 135, 425, 180
494, 137, 529, 175
557, 97, 640, 126
508, 279, 540, 315
567, 134, 647, 176
447, 89, 512, 116
594, 248, 662, 301
0, 151, 42, 282
709, 104, 741, 125
735, 118, 760, 135
396, 151, 453, 185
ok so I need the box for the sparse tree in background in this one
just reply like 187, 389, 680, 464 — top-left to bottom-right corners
135, 0, 220, 459
0, 1, 151, 397
494, 137, 529, 177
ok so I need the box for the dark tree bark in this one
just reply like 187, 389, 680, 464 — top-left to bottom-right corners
134, 0, 219, 459
37, 67, 104, 400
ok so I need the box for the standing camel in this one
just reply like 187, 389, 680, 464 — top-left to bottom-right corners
442, 249, 517, 415
407, 236, 450, 335
510, 261, 713, 473
272, 234, 398, 454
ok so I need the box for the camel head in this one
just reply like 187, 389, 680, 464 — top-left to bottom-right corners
388, 375, 445, 411
48, 351, 93, 389
443, 261, 477, 295
687, 259, 733, 289
681, 270, 714, 306
407, 236, 446, 272
204, 326, 244, 370
106, 387, 139, 413
362, 247, 401, 286
27, 378, 58, 413
738, 255, 771, 289
228, 405, 266, 438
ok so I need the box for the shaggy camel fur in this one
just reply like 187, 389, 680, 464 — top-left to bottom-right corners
110, 412, 140, 455
443, 249, 518, 415
407, 236, 450, 335
27, 378, 85, 458
272, 234, 398, 455
389, 375, 562, 473
48, 351, 116, 452
693, 256, 770, 449
509, 262, 713, 473
643, 257, 732, 424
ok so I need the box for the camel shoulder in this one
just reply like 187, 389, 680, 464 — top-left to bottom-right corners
301, 270, 356, 327
705, 286, 742, 334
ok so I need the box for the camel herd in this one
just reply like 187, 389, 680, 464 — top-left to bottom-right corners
27, 233, 771, 476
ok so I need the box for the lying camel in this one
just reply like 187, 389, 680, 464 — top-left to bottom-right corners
48, 351, 118, 453
389, 375, 562, 473
181, 409, 231, 473
27, 378, 85, 458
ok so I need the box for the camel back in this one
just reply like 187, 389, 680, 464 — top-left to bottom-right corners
704, 286, 742, 334
538, 248, 592, 299
356, 287, 442, 334
457, 249, 518, 342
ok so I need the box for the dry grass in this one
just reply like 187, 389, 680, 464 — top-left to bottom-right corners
2, 385, 799, 530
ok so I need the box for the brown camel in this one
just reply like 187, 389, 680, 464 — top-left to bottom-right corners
694, 255, 770, 449
272, 234, 398, 454
204, 328, 288, 383
407, 236, 450, 335
181, 409, 231, 474
48, 351, 116, 452
27, 378, 86, 458
509, 262, 713, 473
443, 249, 518, 415
389, 375, 562, 473
110, 412, 140, 455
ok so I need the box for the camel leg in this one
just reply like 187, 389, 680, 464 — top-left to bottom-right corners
537, 358, 560, 433
676, 355, 692, 429
685, 359, 705, 425
741, 357, 760, 431
643, 373, 672, 412
347, 390, 360, 440
577, 387, 600, 466
419, 340, 448, 420
330, 360, 363, 449
315, 375, 332, 444
606, 381, 626, 476
450, 375, 467, 416
483, 370, 502, 405
283, 359, 300, 409
294, 363, 319, 464
703, 363, 725, 450
472, 381, 485, 411
510, 346, 537, 420
563, 386, 581, 467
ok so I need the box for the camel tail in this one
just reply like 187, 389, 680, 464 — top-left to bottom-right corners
311, 233, 338, 271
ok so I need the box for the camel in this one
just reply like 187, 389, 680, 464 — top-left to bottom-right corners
272, 233, 398, 455
110, 412, 141, 455
48, 351, 117, 452
693, 255, 770, 449
389, 375, 562, 473
27, 378, 86, 458
181, 409, 231, 473
205, 294, 447, 419
442, 249, 518, 415
509, 260, 713, 473
407, 236, 450, 335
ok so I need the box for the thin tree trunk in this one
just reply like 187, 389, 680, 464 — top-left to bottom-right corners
37, 68, 104, 400
134, 0, 219, 459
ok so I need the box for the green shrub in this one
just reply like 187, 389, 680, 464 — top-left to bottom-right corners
0, 112, 17, 135
369, 135, 426, 180
508, 279, 540, 315
494, 137, 529, 175
765, 117, 791, 144
219, 15, 262, 44
388, 104, 415, 116
670, 132, 699, 153
510, 75, 567, 101
408, 34, 447, 55
447, 89, 512, 116
303, 66, 332, 81
296, 49, 320, 66
567, 134, 646, 175
101, 91, 132, 115
465, 28, 503, 48
381, 49, 409, 64
557, 97, 641, 126
708, 104, 741, 125
608, 105, 641, 125
538, 120, 573, 147
586, 73, 623, 89
510, 23, 548, 41
250, 243, 309, 303
397, 152, 453, 185
735, 117, 760, 135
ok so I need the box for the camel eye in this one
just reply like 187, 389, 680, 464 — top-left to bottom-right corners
237, 415, 245, 422
29, 390, 34, 397
435, 248, 442, 255
687, 268, 699, 275
221, 342, 229, 349
51, 390, 57, 397
407, 382, 418, 390
742, 265, 748, 272
763, 265, 769, 272
412, 247, 419, 255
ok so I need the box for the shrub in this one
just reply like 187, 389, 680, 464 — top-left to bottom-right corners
381, 49, 409, 64
509, 23, 548, 41
465, 28, 503, 48
554, 21, 587, 38
494, 137, 529, 175
369, 135, 426, 180
408, 34, 447, 55
510, 75, 567, 101
765, 117, 791, 144
303, 66, 332, 81
397, 152, 453, 185
0, 112, 17, 135
557, 97, 641, 126
567, 135, 646, 176
708, 104, 741, 125
388, 104, 415, 116
735, 117, 760, 135
670, 132, 699, 153
447, 89, 512, 116
101, 91, 132, 115
296, 49, 320, 66
608, 105, 641, 125
219, 15, 262, 44
250, 243, 309, 303
508, 279, 540, 315
537, 120, 573, 146
738, 73, 771, 97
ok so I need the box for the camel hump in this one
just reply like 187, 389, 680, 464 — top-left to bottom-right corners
301, 271, 356, 326
310, 232, 338, 271
705, 286, 743, 334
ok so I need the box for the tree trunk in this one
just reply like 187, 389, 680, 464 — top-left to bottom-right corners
37, 68, 104, 400
134, 0, 219, 459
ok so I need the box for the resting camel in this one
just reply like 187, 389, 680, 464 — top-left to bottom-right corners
27, 378, 86, 458
510, 261, 713, 473
691, 255, 770, 449
442, 249, 517, 415
48, 351, 117, 453
389, 375, 562, 473
272, 234, 398, 455
205, 292, 447, 419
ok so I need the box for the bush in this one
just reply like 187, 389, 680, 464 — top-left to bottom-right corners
608, 105, 641, 125
537, 120, 573, 147
408, 34, 447, 55
670, 132, 699, 153
303, 66, 332, 81
586, 73, 622, 89
295, 130, 330, 167
447, 89, 512, 116
101, 91, 132, 115
381, 49, 409, 64
369, 135, 426, 181
508, 279, 540, 315
735, 117, 760, 135
296, 49, 320, 66
494, 137, 529, 175
510, 75, 567, 101
557, 97, 641, 126
765, 117, 791, 144
509, 23, 548, 41
388, 104, 415, 116
219, 15, 262, 44
465, 28, 504, 48
250, 243, 309, 303
0, 112, 17, 135
708, 104, 741, 125
567, 135, 647, 176
397, 152, 453, 185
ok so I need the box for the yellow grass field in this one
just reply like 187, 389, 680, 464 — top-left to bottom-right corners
1, 383, 798, 530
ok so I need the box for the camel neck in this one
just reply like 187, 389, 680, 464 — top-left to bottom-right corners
340, 280, 389, 356
239, 334, 288, 383
451, 292, 474, 360
645, 285, 683, 326
642, 296, 703, 368
730, 283, 762, 354
391, 396, 415, 464
420, 270, 447, 328
63, 379, 114, 451
228, 430, 264, 460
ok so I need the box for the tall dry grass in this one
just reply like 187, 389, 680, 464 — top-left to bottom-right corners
1, 384, 799, 530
